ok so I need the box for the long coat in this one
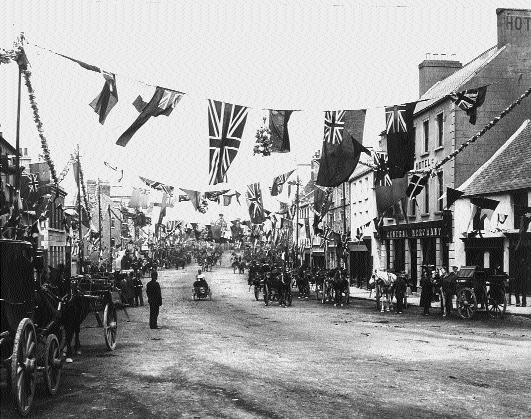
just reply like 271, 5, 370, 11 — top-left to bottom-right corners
146, 279, 162, 306
420, 274, 433, 306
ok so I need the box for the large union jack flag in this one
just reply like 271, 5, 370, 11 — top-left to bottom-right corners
385, 105, 409, 134
323, 110, 345, 144
246, 182, 264, 224
208, 100, 249, 185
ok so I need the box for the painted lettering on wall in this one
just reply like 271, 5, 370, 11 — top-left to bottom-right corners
504, 15, 531, 31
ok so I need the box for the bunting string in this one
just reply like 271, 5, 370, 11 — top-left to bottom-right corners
57, 153, 77, 184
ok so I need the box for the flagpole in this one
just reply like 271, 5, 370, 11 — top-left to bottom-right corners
76, 145, 84, 274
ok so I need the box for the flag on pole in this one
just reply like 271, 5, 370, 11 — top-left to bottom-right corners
385, 102, 416, 179
375, 175, 408, 217
271, 170, 295, 196
246, 183, 265, 224
316, 110, 369, 187
116, 87, 183, 147
406, 174, 429, 199
89, 71, 118, 124
269, 110, 294, 153
450, 85, 488, 125
208, 100, 249, 185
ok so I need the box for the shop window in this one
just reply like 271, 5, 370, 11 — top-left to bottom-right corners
436, 112, 444, 147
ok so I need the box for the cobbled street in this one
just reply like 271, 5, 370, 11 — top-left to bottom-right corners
1, 256, 530, 419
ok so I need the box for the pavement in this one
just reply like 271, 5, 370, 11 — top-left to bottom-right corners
348, 285, 531, 317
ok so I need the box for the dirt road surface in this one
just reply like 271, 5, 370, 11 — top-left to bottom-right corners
1, 254, 530, 418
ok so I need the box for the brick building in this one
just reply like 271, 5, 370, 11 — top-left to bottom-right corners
379, 8, 531, 288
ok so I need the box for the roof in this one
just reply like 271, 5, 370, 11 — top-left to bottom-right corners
415, 46, 504, 114
463, 120, 531, 196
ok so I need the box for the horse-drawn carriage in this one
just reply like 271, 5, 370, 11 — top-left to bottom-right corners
454, 266, 508, 320
320, 269, 350, 306
72, 274, 120, 351
1, 239, 64, 416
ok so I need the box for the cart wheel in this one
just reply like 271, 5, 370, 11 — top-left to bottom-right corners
457, 288, 477, 320
263, 284, 269, 306
486, 288, 507, 319
43, 334, 62, 395
254, 285, 260, 301
11, 318, 37, 416
103, 303, 118, 351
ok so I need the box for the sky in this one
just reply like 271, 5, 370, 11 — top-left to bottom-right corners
2, 0, 530, 221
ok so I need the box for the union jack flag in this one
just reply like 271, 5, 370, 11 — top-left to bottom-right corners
139, 176, 174, 196
246, 183, 264, 224
385, 105, 409, 134
449, 85, 487, 125
323, 111, 345, 144
373, 152, 392, 186
208, 100, 248, 185
26, 173, 39, 193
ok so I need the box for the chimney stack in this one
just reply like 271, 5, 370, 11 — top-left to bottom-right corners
497, 8, 531, 48
418, 55, 462, 97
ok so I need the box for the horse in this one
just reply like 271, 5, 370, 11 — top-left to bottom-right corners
264, 267, 292, 307
296, 268, 311, 299
331, 269, 350, 307
370, 270, 397, 312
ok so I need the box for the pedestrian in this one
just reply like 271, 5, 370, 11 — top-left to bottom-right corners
394, 274, 406, 314
134, 271, 144, 307
146, 268, 162, 329
420, 266, 433, 316
125, 272, 136, 306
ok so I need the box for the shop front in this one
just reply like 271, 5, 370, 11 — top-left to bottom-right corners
379, 212, 452, 289
349, 239, 372, 288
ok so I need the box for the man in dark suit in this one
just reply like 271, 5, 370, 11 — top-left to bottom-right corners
146, 268, 162, 329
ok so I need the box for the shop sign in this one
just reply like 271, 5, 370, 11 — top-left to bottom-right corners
380, 213, 451, 240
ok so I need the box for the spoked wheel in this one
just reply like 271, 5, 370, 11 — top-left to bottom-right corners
103, 303, 118, 351
457, 288, 477, 320
486, 288, 507, 319
43, 334, 62, 395
263, 284, 269, 306
254, 285, 260, 301
11, 318, 37, 416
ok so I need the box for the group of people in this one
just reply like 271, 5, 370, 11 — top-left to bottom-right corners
419, 265, 460, 316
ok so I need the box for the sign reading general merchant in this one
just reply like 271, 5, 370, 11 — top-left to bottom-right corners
380, 212, 452, 240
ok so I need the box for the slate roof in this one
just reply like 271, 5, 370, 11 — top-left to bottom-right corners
415, 46, 504, 114
464, 120, 531, 196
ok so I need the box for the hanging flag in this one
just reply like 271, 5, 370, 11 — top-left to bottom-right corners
375, 175, 408, 217
373, 151, 392, 186
208, 100, 249, 185
180, 188, 207, 213
450, 85, 488, 125
271, 169, 295, 196
223, 195, 232, 206
385, 102, 416, 179
116, 86, 183, 147
138, 176, 174, 196
470, 196, 499, 222
269, 110, 294, 153
246, 183, 265, 224
446, 187, 465, 209
178, 194, 190, 202
316, 110, 369, 187
406, 174, 429, 199
205, 190, 230, 203
89, 71, 118, 124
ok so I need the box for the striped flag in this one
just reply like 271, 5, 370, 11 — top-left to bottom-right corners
208, 100, 249, 185
271, 170, 295, 196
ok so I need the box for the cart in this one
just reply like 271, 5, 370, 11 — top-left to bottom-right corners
73, 274, 120, 351
192, 286, 212, 301
455, 266, 508, 320
1, 239, 64, 416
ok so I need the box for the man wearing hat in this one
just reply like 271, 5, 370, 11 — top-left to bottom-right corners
146, 267, 163, 329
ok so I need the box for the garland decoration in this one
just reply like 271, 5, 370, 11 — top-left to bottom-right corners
253, 117, 272, 156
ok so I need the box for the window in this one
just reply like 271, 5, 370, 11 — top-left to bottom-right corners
437, 113, 444, 147
437, 171, 444, 211
423, 120, 430, 153
424, 180, 430, 214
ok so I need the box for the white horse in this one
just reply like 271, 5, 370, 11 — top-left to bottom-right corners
370, 270, 397, 312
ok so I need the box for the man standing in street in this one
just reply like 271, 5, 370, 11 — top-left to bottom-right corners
146, 268, 162, 329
